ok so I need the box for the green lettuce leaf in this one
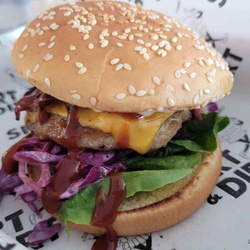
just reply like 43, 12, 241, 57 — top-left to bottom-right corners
58, 167, 197, 225
58, 112, 229, 225
171, 113, 229, 152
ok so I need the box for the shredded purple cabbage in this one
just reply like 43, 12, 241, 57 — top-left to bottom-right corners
60, 161, 126, 199
207, 102, 218, 112
28, 219, 61, 246
0, 169, 22, 203
193, 109, 203, 121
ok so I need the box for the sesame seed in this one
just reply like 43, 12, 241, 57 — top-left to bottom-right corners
189, 72, 196, 79
128, 85, 136, 95
116, 64, 123, 71
134, 46, 142, 51
151, 45, 159, 51
134, 33, 143, 37
26, 69, 31, 78
38, 30, 44, 36
150, 35, 159, 40
64, 55, 70, 62
183, 83, 191, 92
39, 42, 46, 47
215, 61, 220, 68
207, 76, 214, 83
139, 48, 147, 55
193, 95, 199, 104
180, 69, 187, 74
137, 39, 145, 45
118, 35, 127, 40
116, 43, 123, 47
210, 69, 217, 76
212, 97, 217, 103
129, 34, 134, 41
101, 39, 109, 47
166, 85, 175, 92
204, 89, 211, 95
198, 60, 205, 67
159, 40, 166, 48
168, 98, 175, 107
165, 43, 171, 51
90, 97, 97, 106
43, 53, 53, 62
112, 31, 118, 36
136, 90, 147, 97
125, 28, 131, 33
176, 45, 182, 51
171, 37, 178, 43
70, 45, 76, 51
75, 62, 84, 68
88, 43, 94, 49
19, 54, 24, 59
201, 101, 209, 108
210, 51, 216, 56
153, 76, 161, 85
44, 78, 51, 86
50, 35, 56, 42
72, 94, 81, 100
110, 58, 120, 65
177, 32, 183, 38
78, 67, 87, 75
143, 53, 150, 61
160, 34, 168, 39
145, 43, 152, 47
124, 63, 132, 70
157, 107, 164, 112
116, 93, 126, 100
33, 64, 40, 72
99, 34, 104, 40
48, 42, 55, 49
184, 62, 191, 68
175, 70, 181, 78
194, 44, 205, 50
147, 89, 155, 95
22, 44, 29, 52
70, 90, 76, 93
199, 89, 204, 97
83, 34, 90, 40
220, 64, 225, 71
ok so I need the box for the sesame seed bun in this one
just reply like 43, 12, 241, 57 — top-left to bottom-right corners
53, 143, 221, 236
12, 1, 233, 112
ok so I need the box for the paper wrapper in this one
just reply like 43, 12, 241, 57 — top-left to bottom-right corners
0, 0, 249, 249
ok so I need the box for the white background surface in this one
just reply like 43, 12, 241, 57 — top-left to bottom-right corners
0, 0, 249, 249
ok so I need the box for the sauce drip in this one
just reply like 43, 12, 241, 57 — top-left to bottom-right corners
61, 105, 80, 151
91, 173, 126, 250
15, 88, 54, 124
41, 151, 83, 214
117, 123, 130, 149
1, 133, 33, 174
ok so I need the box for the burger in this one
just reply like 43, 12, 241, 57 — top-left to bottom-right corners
0, 0, 233, 248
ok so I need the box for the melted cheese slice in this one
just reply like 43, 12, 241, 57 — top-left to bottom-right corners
36, 102, 173, 154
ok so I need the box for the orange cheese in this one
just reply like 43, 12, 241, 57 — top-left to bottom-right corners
40, 102, 173, 154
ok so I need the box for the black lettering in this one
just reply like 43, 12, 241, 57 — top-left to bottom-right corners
7, 129, 20, 140
0, 221, 3, 229
242, 162, 250, 174
217, 177, 247, 198
207, 194, 223, 204
6, 91, 17, 102
222, 150, 241, 164
208, 0, 227, 7
21, 126, 29, 135
0, 93, 7, 104
223, 48, 243, 73
5, 210, 24, 232
0, 243, 15, 250
16, 231, 44, 249
6, 104, 14, 112
235, 170, 250, 183
0, 107, 5, 115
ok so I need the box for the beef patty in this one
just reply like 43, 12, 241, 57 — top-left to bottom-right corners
25, 110, 191, 151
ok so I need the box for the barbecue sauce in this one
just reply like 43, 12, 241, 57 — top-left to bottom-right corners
91, 173, 126, 250
41, 151, 83, 214
1, 133, 33, 174
15, 88, 54, 124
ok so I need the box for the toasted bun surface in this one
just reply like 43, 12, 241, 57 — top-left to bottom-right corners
12, 1, 233, 112
53, 144, 221, 236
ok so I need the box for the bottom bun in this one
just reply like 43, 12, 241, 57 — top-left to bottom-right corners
57, 145, 222, 236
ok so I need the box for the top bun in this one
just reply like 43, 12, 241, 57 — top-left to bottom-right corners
12, 0, 233, 113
